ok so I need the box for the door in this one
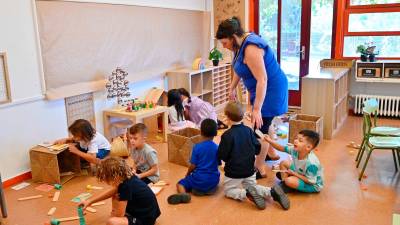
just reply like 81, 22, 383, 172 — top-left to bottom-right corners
258, 0, 335, 107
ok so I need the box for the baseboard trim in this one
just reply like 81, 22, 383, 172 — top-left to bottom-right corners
2, 172, 32, 188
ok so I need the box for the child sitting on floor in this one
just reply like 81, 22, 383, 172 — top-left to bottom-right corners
167, 119, 220, 205
54, 119, 111, 166
80, 157, 161, 225
218, 102, 290, 210
263, 129, 324, 193
167, 89, 196, 131
128, 123, 160, 184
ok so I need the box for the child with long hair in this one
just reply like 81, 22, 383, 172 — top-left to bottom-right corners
80, 157, 161, 225
167, 89, 196, 131
54, 119, 111, 166
178, 88, 228, 129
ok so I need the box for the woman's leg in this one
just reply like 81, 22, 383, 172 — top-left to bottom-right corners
255, 141, 269, 177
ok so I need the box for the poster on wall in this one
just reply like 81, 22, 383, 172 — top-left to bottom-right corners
65, 93, 96, 128
0, 52, 11, 104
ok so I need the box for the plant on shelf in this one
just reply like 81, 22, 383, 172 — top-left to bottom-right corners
356, 42, 379, 62
209, 47, 223, 66
356, 44, 368, 62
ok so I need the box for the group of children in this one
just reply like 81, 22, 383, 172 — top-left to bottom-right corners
55, 99, 324, 225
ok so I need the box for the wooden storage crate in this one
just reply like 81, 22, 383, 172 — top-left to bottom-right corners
167, 128, 202, 167
30, 146, 81, 184
289, 114, 323, 144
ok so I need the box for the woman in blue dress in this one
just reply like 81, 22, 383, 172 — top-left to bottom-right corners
216, 17, 289, 178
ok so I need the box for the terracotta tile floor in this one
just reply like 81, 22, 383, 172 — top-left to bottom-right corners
2, 116, 400, 225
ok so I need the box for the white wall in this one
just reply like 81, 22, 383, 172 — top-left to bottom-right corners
0, 0, 210, 181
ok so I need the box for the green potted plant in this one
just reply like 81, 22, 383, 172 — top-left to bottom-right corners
209, 47, 223, 66
356, 44, 368, 62
365, 45, 378, 62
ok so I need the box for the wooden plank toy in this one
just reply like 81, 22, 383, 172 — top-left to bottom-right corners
91, 201, 105, 207
18, 195, 43, 201
50, 216, 80, 225
52, 191, 60, 202
47, 207, 56, 216
86, 185, 103, 190
85, 207, 96, 213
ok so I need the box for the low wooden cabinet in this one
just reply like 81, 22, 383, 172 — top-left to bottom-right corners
301, 68, 350, 139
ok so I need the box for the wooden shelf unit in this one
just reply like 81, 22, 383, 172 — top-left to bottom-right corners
167, 64, 241, 111
301, 67, 350, 139
355, 60, 400, 83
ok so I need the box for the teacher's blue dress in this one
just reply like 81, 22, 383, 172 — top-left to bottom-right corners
233, 33, 288, 117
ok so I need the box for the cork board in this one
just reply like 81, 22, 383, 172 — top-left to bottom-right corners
65, 93, 96, 128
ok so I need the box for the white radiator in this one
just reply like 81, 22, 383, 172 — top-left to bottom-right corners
354, 94, 400, 117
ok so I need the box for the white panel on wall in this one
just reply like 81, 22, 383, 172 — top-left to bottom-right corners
0, 0, 43, 101
0, 99, 67, 180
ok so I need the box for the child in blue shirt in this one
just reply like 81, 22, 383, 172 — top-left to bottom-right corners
167, 119, 220, 204
264, 129, 324, 193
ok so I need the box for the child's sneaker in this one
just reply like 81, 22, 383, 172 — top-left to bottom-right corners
246, 186, 266, 210
270, 184, 290, 210
167, 193, 191, 205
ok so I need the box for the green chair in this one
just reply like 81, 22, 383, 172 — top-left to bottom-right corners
355, 98, 400, 162
356, 111, 400, 180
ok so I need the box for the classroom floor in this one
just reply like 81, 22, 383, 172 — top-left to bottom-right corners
2, 115, 400, 225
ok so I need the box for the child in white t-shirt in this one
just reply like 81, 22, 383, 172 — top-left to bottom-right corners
55, 119, 111, 166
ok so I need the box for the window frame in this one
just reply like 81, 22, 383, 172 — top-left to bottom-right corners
340, 0, 400, 59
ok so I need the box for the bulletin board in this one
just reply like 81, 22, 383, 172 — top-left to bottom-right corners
65, 93, 96, 128
0, 52, 11, 104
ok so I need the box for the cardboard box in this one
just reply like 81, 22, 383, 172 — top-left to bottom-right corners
289, 114, 323, 144
167, 128, 202, 167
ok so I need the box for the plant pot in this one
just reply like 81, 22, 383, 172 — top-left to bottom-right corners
368, 54, 376, 62
212, 59, 219, 66
360, 54, 368, 62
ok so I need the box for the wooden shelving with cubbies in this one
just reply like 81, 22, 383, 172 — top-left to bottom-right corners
167, 64, 243, 111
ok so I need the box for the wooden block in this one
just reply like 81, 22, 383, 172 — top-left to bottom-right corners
91, 201, 105, 207
52, 191, 60, 202
57, 216, 80, 222
47, 207, 56, 216
18, 195, 43, 201
86, 207, 96, 213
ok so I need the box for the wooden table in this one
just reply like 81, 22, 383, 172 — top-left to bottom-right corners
103, 106, 169, 142
30, 146, 81, 184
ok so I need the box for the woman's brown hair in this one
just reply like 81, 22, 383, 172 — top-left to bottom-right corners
68, 119, 95, 142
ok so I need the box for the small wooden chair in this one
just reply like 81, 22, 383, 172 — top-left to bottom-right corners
110, 120, 134, 141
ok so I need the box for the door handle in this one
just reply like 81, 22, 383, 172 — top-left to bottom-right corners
299, 46, 306, 60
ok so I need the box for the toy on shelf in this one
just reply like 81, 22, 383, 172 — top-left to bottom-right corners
123, 88, 164, 112
106, 67, 131, 105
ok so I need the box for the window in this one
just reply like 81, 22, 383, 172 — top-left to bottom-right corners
341, 0, 400, 58
350, 0, 400, 5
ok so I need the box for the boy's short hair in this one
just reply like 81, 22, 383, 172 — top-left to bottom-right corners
200, 119, 218, 138
224, 102, 244, 122
129, 123, 148, 135
96, 157, 133, 184
299, 130, 320, 148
